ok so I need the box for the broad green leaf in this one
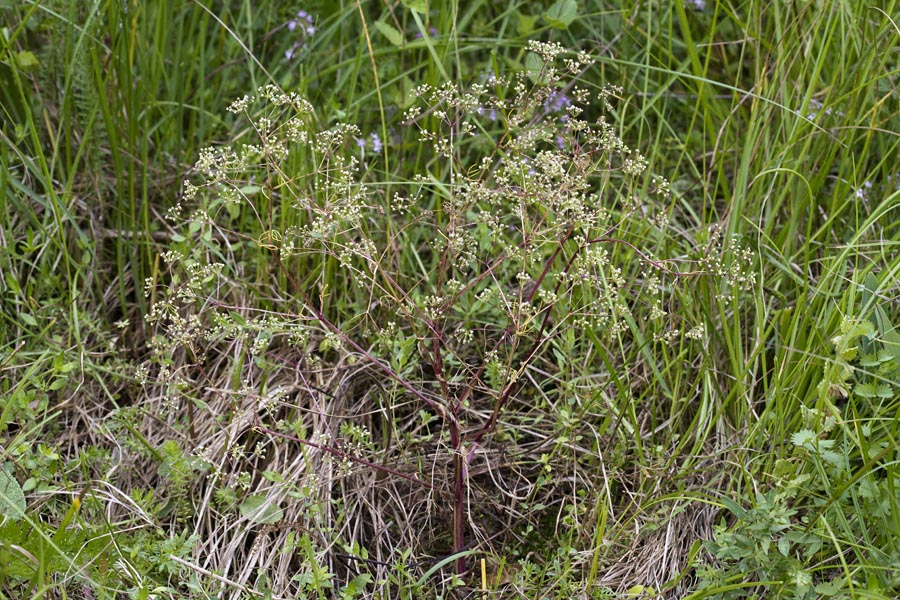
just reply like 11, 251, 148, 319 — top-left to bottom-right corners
524, 52, 545, 84
238, 495, 283, 524
543, 0, 578, 29
261, 470, 283, 482
626, 585, 656, 597
341, 573, 373, 596
777, 536, 791, 556
20, 313, 37, 327
0, 464, 26, 521
15, 50, 39, 71
401, 0, 427, 14
373, 20, 404, 47
876, 350, 894, 363
719, 497, 746, 519
517, 11, 538, 36
5, 273, 20, 294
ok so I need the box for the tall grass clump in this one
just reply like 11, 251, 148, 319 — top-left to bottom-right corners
1, 2, 307, 597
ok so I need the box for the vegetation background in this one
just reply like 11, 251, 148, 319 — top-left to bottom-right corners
1, 0, 899, 598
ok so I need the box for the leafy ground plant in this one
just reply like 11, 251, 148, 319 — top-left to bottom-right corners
140, 39, 736, 597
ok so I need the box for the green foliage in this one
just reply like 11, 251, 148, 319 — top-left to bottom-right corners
0, 500, 197, 597
2, 0, 899, 597
0, 464, 25, 521
694, 271, 900, 599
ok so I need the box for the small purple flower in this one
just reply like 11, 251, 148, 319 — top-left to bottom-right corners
283, 8, 316, 61
415, 26, 438, 39
370, 132, 382, 153
476, 105, 498, 122
544, 91, 572, 114
521, 157, 536, 176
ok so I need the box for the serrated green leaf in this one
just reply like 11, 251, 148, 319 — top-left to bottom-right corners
860, 321, 876, 339
857, 475, 879, 500
814, 579, 842, 596
839, 345, 858, 361
854, 383, 878, 398
859, 352, 878, 367
790, 429, 817, 447
373, 20, 404, 47
238, 495, 283, 524
543, 0, 579, 29
0, 465, 26, 521
874, 384, 893, 398
843, 319, 875, 341
821, 450, 844, 468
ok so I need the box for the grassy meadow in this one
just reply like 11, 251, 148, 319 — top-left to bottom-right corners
2, 1, 900, 598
